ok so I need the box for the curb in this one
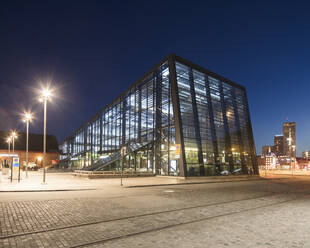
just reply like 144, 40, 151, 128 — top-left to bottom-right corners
0, 188, 98, 193
125, 177, 267, 188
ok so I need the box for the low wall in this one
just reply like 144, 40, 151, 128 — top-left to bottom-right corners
73, 170, 155, 179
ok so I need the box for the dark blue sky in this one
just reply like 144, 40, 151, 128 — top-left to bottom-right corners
0, 1, 309, 155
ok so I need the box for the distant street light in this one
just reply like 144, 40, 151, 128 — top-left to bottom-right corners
6, 137, 11, 154
6, 137, 11, 174
11, 131, 17, 153
10, 131, 18, 182
23, 112, 33, 178
39, 87, 52, 183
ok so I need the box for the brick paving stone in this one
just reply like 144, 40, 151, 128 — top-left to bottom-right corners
0, 194, 301, 247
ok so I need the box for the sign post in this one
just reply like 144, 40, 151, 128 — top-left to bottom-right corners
12, 157, 19, 180
10, 157, 13, 182
120, 146, 126, 186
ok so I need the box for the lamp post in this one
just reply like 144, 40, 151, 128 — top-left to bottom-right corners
287, 136, 293, 177
7, 137, 11, 154
39, 88, 51, 184
6, 137, 11, 174
11, 131, 17, 153
23, 112, 32, 178
10, 131, 17, 182
120, 146, 126, 186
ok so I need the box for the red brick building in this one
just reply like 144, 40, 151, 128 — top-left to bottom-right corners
0, 130, 59, 169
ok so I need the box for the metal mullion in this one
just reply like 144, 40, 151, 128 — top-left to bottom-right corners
138, 86, 142, 142
84, 127, 87, 154
167, 75, 171, 175
99, 115, 103, 154
155, 71, 162, 175
146, 84, 149, 141
112, 109, 114, 149
232, 88, 247, 174
134, 88, 137, 142
122, 99, 126, 146
128, 93, 131, 142
152, 78, 155, 172
147, 146, 149, 172
244, 90, 259, 174
118, 105, 121, 149
103, 113, 106, 152
113, 106, 117, 150
107, 111, 110, 150
219, 82, 234, 173
90, 122, 93, 165
189, 68, 204, 175
204, 75, 220, 174
169, 55, 187, 177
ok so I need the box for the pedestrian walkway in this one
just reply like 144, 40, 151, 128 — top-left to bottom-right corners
0, 171, 265, 192
0, 171, 99, 192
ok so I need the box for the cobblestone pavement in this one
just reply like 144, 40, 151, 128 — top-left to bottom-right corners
1, 176, 310, 248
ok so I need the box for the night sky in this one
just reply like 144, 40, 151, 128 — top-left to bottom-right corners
0, 1, 309, 155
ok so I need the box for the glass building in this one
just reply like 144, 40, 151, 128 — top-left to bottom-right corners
59, 54, 258, 177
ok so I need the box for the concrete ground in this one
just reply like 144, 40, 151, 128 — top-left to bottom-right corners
0, 172, 310, 247
0, 171, 261, 192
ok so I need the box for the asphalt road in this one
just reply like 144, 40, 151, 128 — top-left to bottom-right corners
1, 176, 310, 248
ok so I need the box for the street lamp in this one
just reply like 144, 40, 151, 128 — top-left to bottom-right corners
6, 137, 11, 154
6, 137, 11, 173
23, 112, 33, 178
10, 131, 18, 182
39, 87, 52, 183
11, 131, 17, 153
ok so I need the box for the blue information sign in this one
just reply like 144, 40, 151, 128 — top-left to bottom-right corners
13, 158, 19, 168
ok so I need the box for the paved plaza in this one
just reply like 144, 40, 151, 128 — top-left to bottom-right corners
0, 173, 310, 247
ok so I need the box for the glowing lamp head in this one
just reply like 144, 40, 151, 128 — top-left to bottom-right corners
42, 89, 51, 98
23, 112, 33, 122
25, 113, 32, 120
11, 131, 18, 139
39, 87, 52, 101
6, 137, 12, 143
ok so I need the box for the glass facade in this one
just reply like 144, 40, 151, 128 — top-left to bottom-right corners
60, 54, 258, 177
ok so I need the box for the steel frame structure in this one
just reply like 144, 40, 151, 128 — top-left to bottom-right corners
60, 54, 258, 176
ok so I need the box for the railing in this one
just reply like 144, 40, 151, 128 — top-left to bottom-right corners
83, 141, 152, 171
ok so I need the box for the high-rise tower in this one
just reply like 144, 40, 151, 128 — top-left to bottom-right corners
274, 135, 284, 156
283, 122, 296, 158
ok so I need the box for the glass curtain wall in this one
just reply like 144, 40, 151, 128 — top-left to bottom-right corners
235, 88, 254, 173
59, 55, 256, 176
176, 63, 200, 175
60, 61, 176, 175
176, 61, 256, 176
193, 70, 215, 175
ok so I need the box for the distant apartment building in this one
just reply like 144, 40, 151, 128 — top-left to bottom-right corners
259, 122, 297, 171
302, 151, 310, 159
296, 157, 310, 170
262, 145, 273, 157
283, 122, 296, 158
274, 135, 284, 156
265, 153, 278, 170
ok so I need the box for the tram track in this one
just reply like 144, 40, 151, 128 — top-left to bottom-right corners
0, 192, 290, 240
71, 195, 303, 248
